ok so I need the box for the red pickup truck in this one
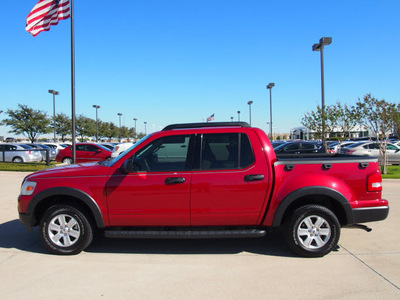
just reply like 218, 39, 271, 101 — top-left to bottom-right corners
18, 122, 389, 257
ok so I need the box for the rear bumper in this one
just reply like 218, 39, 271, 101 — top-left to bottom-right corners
351, 206, 389, 224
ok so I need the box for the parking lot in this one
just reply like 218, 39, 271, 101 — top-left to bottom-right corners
0, 172, 399, 299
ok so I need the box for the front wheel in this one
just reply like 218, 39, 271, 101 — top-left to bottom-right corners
40, 205, 93, 255
284, 205, 340, 257
63, 157, 73, 164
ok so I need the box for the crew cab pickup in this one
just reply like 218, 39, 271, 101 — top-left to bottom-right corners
18, 122, 389, 257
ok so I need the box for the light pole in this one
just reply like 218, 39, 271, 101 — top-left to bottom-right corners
93, 105, 100, 142
133, 118, 137, 141
313, 37, 332, 149
144, 122, 147, 135
237, 111, 241, 121
48, 90, 59, 142
247, 101, 253, 126
267, 83, 275, 139
231, 117, 234, 122
117, 113, 122, 142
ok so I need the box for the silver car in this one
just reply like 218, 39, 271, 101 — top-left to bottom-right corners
24, 144, 57, 161
0, 143, 42, 163
340, 142, 400, 164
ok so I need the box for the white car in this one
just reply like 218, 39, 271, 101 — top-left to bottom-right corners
111, 142, 134, 158
341, 142, 400, 164
0, 143, 42, 163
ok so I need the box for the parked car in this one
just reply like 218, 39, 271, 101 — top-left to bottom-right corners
271, 141, 286, 148
274, 141, 325, 154
329, 141, 359, 153
0, 143, 42, 163
44, 143, 67, 155
24, 143, 57, 161
340, 142, 400, 164
99, 143, 117, 150
56, 143, 113, 164
18, 122, 388, 257
5, 137, 17, 143
111, 142, 134, 158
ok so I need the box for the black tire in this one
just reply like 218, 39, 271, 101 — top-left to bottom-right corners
63, 157, 73, 164
40, 205, 93, 255
283, 205, 340, 257
12, 156, 23, 163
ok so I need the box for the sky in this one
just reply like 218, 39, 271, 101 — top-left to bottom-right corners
1, 0, 400, 139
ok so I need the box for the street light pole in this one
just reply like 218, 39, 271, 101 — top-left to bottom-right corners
133, 118, 137, 141
144, 122, 147, 135
237, 111, 241, 121
267, 83, 275, 139
93, 105, 100, 142
247, 101, 253, 126
117, 113, 122, 142
48, 90, 59, 142
313, 37, 332, 149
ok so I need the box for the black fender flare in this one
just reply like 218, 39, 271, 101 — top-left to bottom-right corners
271, 186, 354, 227
27, 187, 105, 228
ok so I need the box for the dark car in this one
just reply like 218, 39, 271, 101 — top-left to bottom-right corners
56, 143, 113, 164
274, 141, 325, 154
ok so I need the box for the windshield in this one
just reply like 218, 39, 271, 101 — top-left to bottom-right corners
107, 134, 154, 167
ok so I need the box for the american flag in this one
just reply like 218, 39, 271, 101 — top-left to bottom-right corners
26, 0, 70, 37
207, 114, 215, 122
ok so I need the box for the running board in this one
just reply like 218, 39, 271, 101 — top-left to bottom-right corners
104, 229, 266, 239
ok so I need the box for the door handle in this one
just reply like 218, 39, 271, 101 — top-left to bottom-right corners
244, 174, 265, 182
165, 177, 186, 185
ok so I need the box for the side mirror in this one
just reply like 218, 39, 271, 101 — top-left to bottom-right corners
121, 159, 134, 174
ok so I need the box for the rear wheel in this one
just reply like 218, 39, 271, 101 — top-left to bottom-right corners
284, 205, 340, 257
12, 156, 23, 163
40, 205, 93, 255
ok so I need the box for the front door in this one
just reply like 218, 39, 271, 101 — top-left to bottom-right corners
107, 134, 193, 226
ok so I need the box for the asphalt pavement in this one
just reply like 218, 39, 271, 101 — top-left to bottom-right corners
0, 172, 399, 299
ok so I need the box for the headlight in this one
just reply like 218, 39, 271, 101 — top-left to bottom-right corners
20, 181, 37, 196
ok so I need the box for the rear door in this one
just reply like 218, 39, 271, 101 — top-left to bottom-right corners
190, 131, 270, 226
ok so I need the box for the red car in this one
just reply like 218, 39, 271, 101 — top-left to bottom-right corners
56, 143, 112, 164
19, 122, 388, 257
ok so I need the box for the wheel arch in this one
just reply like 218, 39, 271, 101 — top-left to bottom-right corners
27, 187, 105, 229
272, 186, 354, 227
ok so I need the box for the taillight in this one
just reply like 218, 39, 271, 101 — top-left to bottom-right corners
367, 170, 382, 192
28, 151, 32, 154
346, 150, 356, 154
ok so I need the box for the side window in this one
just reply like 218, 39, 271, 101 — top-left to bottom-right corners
283, 143, 300, 152
76, 145, 86, 151
301, 143, 316, 150
200, 133, 254, 170
86, 145, 100, 152
133, 135, 190, 172
387, 144, 397, 150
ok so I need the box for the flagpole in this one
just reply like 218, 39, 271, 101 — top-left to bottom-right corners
70, 0, 76, 163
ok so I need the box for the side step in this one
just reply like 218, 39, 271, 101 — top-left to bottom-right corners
104, 229, 266, 239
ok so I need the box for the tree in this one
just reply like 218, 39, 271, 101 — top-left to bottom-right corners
393, 103, 400, 138
0, 104, 51, 142
355, 94, 397, 174
331, 102, 360, 139
75, 115, 96, 142
301, 104, 337, 142
53, 113, 71, 142
100, 121, 119, 141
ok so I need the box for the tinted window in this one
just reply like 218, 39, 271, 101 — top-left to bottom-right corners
134, 135, 191, 172
302, 143, 316, 150
76, 145, 86, 151
86, 145, 100, 152
200, 133, 254, 170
